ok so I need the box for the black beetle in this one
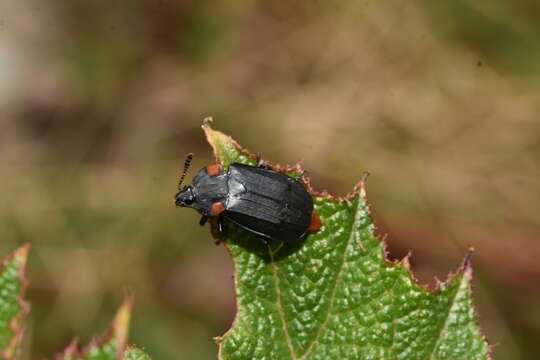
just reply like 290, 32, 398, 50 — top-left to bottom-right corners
174, 153, 321, 243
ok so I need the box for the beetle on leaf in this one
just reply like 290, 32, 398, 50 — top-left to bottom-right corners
175, 153, 321, 245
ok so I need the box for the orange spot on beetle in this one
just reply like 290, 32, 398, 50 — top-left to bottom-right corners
210, 202, 226, 216
206, 164, 221, 175
309, 210, 322, 231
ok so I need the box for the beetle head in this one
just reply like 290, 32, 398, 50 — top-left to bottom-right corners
175, 186, 196, 207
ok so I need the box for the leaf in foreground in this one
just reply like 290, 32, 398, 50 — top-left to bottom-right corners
0, 244, 29, 360
202, 121, 491, 360
55, 297, 150, 360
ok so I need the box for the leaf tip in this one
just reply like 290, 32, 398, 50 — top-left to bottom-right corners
112, 295, 134, 360
460, 247, 475, 278
464, 247, 474, 266
13, 243, 30, 263
2, 243, 29, 269
337, 171, 371, 201
350, 171, 370, 198
201, 117, 240, 165
55, 296, 133, 360
201, 116, 216, 139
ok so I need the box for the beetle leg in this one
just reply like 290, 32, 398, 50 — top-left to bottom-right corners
199, 214, 209, 226
255, 152, 269, 169
273, 242, 284, 254
208, 216, 223, 245
217, 216, 223, 233
218, 215, 226, 237
216, 214, 227, 239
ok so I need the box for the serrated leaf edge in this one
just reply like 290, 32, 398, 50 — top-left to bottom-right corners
429, 254, 473, 357
202, 119, 492, 359
202, 118, 368, 201
382, 241, 492, 358
54, 295, 133, 360
0, 243, 30, 360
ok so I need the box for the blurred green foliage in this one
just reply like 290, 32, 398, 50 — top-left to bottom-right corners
0, 0, 539, 359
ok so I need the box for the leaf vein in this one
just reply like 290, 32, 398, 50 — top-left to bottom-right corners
270, 250, 297, 360
428, 274, 467, 359
299, 200, 364, 359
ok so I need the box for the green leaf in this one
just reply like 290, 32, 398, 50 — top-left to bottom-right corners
123, 345, 152, 360
0, 244, 29, 360
202, 121, 491, 360
56, 297, 133, 360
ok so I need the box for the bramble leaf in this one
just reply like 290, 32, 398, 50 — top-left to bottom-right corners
202, 121, 491, 360
0, 244, 29, 360
56, 297, 134, 360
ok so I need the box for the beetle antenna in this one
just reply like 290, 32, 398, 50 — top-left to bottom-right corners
177, 153, 193, 190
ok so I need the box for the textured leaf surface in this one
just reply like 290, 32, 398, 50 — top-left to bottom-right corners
0, 244, 29, 359
202, 121, 490, 360
123, 346, 151, 360
56, 297, 133, 360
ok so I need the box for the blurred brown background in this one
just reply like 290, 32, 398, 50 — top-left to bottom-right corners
0, 1, 539, 359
